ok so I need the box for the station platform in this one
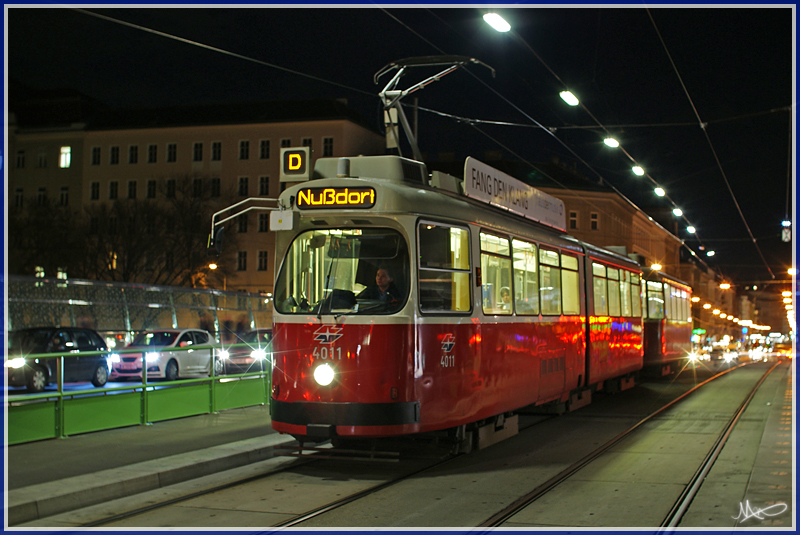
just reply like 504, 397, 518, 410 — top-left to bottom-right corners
5, 404, 294, 526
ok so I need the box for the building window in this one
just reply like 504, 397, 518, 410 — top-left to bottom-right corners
302, 137, 312, 151
110, 146, 119, 165
323, 137, 334, 157
129, 145, 138, 164
147, 180, 156, 199
91, 182, 100, 200
208, 141, 220, 161
15, 188, 24, 208
239, 140, 250, 160
569, 211, 578, 230
238, 176, 249, 197
167, 143, 177, 162
59, 146, 71, 168
59, 186, 69, 206
38, 150, 47, 168
109, 181, 118, 200
91, 147, 101, 165
193, 142, 203, 162
258, 213, 269, 232
238, 214, 248, 233
148, 144, 157, 163
281, 138, 291, 148
211, 177, 221, 197
166, 179, 176, 198
259, 176, 269, 196
237, 251, 247, 271
193, 178, 203, 198
260, 139, 270, 159
37, 187, 47, 206
16, 150, 25, 169
128, 181, 137, 199
590, 212, 599, 231
258, 251, 268, 271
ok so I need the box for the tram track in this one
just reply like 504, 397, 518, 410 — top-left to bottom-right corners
80, 361, 785, 528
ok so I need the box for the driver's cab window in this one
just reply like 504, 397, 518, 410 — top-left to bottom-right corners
274, 228, 410, 315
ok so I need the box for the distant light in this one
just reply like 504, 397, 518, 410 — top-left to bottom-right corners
783, 297, 793, 304
787, 305, 794, 310
691, 296, 700, 302
782, 291, 791, 297
706, 250, 716, 257
703, 303, 712, 309
654, 187, 666, 197
720, 283, 731, 290
789, 268, 798, 276
632, 166, 645, 176
559, 91, 580, 106
650, 263, 662, 271
672, 208, 683, 217
713, 309, 721, 315
603, 138, 619, 148
720, 313, 727, 318
687, 226, 696, 234
209, 263, 218, 270
483, 13, 511, 32
782, 220, 792, 227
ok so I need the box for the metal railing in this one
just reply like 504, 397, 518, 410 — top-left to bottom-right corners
5, 344, 270, 445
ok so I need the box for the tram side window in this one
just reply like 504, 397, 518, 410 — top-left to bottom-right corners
539, 249, 561, 315
512, 239, 538, 315
561, 254, 580, 315
607, 268, 621, 316
592, 263, 608, 316
480, 233, 512, 315
631, 274, 642, 317
418, 222, 471, 313
646, 281, 665, 319
620, 270, 633, 317
682, 290, 690, 322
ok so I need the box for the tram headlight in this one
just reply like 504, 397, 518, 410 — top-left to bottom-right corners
251, 348, 267, 360
313, 363, 335, 386
218, 349, 230, 360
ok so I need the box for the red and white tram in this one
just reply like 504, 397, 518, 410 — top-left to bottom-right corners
641, 268, 693, 375
268, 153, 646, 449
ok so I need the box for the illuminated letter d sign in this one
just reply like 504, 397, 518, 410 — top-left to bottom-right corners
280, 147, 311, 183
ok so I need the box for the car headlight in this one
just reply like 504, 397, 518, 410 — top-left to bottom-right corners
724, 353, 736, 363
146, 352, 160, 362
251, 349, 267, 360
687, 352, 699, 363
313, 363, 335, 386
109, 353, 120, 363
6, 358, 26, 369
218, 349, 230, 360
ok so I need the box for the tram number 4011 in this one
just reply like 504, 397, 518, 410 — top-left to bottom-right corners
313, 346, 343, 360
441, 355, 455, 368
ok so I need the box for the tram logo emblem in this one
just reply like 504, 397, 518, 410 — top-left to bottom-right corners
313, 326, 343, 344
441, 334, 456, 353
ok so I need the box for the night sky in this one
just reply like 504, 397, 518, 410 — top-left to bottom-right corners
6, 7, 795, 287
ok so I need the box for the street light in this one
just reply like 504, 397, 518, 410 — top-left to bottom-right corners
603, 137, 619, 148
208, 263, 227, 291
720, 283, 731, 290
559, 91, 580, 106
483, 13, 511, 32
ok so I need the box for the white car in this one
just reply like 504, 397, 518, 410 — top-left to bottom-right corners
110, 329, 217, 381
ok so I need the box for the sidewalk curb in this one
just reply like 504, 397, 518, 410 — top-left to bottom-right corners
8, 433, 295, 526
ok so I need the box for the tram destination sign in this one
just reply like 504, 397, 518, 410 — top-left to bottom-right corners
464, 157, 566, 231
296, 186, 376, 209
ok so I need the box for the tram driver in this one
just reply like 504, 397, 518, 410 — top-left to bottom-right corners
358, 265, 404, 309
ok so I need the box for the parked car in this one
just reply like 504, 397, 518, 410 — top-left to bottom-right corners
216, 328, 273, 375
109, 329, 216, 381
708, 347, 738, 364
6, 327, 110, 393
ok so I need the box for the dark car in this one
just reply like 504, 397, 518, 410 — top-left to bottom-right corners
215, 329, 273, 375
6, 327, 110, 393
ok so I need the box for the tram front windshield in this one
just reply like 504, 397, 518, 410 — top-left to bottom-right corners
274, 228, 409, 315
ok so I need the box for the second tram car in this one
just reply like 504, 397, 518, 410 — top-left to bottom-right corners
641, 268, 693, 375
267, 154, 648, 449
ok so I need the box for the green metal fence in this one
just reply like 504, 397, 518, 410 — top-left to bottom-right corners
5, 276, 274, 445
